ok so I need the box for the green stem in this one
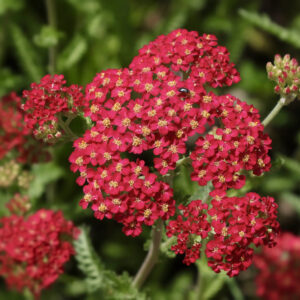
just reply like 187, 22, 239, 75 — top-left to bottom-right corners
133, 219, 164, 289
262, 95, 295, 127
58, 114, 78, 141
45, 0, 57, 74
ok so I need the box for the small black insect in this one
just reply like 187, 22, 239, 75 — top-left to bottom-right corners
178, 87, 190, 93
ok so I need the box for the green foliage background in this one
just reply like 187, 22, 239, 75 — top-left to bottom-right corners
1, 0, 300, 299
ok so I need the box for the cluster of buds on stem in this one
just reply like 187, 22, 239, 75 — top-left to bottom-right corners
266, 54, 300, 103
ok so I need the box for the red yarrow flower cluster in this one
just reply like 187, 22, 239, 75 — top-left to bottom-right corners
23, 74, 85, 142
0, 209, 79, 299
69, 28, 277, 275
254, 232, 300, 300
0, 92, 31, 161
167, 192, 279, 276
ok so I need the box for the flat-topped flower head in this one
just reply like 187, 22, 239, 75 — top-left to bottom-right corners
0, 209, 79, 299
22, 74, 85, 142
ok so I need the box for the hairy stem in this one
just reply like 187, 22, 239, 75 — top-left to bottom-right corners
262, 95, 295, 127
58, 114, 78, 141
45, 0, 57, 74
133, 218, 164, 289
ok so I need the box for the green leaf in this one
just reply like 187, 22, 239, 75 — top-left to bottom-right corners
34, 25, 63, 48
74, 227, 146, 299
0, 68, 23, 97
239, 9, 300, 48
57, 35, 88, 71
28, 162, 64, 200
280, 155, 300, 177
0, 0, 23, 15
10, 23, 43, 82
189, 181, 213, 202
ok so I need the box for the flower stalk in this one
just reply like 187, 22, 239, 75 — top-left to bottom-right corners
133, 218, 164, 289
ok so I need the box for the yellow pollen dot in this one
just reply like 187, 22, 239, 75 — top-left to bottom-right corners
109, 181, 118, 188
95, 91, 103, 98
122, 118, 131, 127
133, 104, 142, 113
203, 141, 210, 149
78, 140, 87, 149
258, 158, 265, 167
117, 90, 125, 98
166, 90, 176, 97
129, 179, 134, 186
222, 110, 228, 117
176, 31, 182, 37
84, 194, 92, 202
184, 103, 192, 111
233, 173, 239, 181
198, 170, 206, 178
154, 140, 161, 148
181, 39, 188, 44
90, 104, 99, 113
190, 120, 198, 129
168, 109, 176, 116
251, 219, 256, 226
240, 256, 245, 262
93, 180, 99, 189
201, 110, 210, 118
235, 104, 242, 112
249, 121, 258, 127
145, 83, 153, 92
148, 109, 156, 117
142, 67, 151, 73
158, 119, 168, 127
168, 80, 176, 87
134, 166, 142, 175
80, 171, 87, 177
232, 161, 238, 166
197, 42, 203, 48
89, 86, 96, 93
113, 138, 122, 146
162, 204, 169, 212
132, 136, 142, 146
224, 128, 231, 134
212, 215, 218, 220
144, 181, 151, 188
134, 79, 141, 85
218, 175, 226, 183
116, 163, 123, 172
218, 145, 224, 151
222, 227, 228, 236
185, 49, 191, 55
142, 126, 151, 136
157, 71, 166, 78
98, 203, 107, 212
112, 198, 121, 205
162, 160, 168, 168
215, 195, 222, 202
90, 130, 99, 137
247, 136, 255, 144
102, 118, 111, 127
199, 72, 204, 77
75, 157, 83, 166
154, 57, 160, 64
144, 208, 152, 218
103, 78, 110, 85
112, 102, 122, 111
102, 134, 109, 142
168, 145, 177, 154
233, 141, 239, 148
104, 152, 111, 160
177, 58, 183, 64
156, 98, 163, 106
116, 79, 123, 86
239, 231, 245, 237
90, 151, 96, 158
213, 247, 218, 252
176, 129, 184, 138
243, 155, 249, 162
203, 95, 212, 103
